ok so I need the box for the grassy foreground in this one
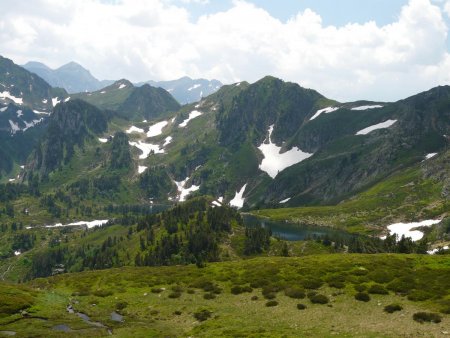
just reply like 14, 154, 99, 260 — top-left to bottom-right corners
0, 254, 449, 337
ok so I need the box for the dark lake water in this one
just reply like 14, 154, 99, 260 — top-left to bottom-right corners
242, 214, 355, 241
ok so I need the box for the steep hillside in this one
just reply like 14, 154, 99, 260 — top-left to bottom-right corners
27, 99, 109, 178
72, 80, 180, 120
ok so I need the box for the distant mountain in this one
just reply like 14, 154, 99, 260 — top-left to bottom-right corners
72, 80, 180, 120
23, 61, 114, 94
137, 76, 222, 104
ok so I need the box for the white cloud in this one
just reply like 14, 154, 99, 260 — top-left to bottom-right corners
0, 0, 448, 101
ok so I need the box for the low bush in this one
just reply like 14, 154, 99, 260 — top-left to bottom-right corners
384, 304, 402, 313
328, 280, 345, 289
368, 284, 388, 295
251, 295, 259, 301
297, 303, 307, 310
168, 291, 181, 299
301, 278, 323, 290
231, 285, 253, 295
309, 294, 329, 304
203, 293, 216, 300
171, 285, 184, 293
407, 290, 433, 302
412, 312, 442, 323
284, 287, 306, 299
265, 300, 278, 307
115, 301, 128, 310
151, 287, 164, 293
355, 292, 370, 302
173, 310, 182, 315
194, 309, 212, 322
93, 289, 113, 297
354, 284, 367, 292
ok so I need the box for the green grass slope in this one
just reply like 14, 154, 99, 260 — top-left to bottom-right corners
0, 255, 448, 337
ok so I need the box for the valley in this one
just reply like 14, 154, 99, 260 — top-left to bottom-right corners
0, 54, 449, 337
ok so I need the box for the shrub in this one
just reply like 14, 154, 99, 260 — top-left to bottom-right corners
301, 278, 323, 290
413, 312, 442, 323
231, 285, 253, 295
368, 270, 395, 284
168, 291, 181, 299
173, 310, 182, 315
187, 289, 195, 294
284, 287, 306, 299
354, 284, 367, 292
309, 294, 329, 304
355, 292, 370, 302
93, 289, 113, 297
297, 303, 307, 310
203, 293, 216, 300
265, 300, 278, 307
384, 304, 403, 313
263, 292, 276, 300
368, 284, 388, 295
151, 288, 164, 293
387, 277, 415, 294
407, 290, 433, 302
251, 296, 259, 301
328, 281, 345, 289
171, 285, 184, 293
306, 291, 317, 299
194, 309, 212, 322
115, 302, 128, 310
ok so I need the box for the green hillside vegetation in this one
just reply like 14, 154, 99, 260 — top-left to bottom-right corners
0, 255, 448, 337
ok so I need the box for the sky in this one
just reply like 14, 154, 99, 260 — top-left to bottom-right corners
1, 0, 450, 101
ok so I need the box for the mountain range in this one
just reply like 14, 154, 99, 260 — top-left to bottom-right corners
0, 53, 449, 336
23, 60, 223, 104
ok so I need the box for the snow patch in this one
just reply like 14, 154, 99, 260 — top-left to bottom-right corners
8, 120, 20, 134
179, 110, 202, 128
236, 82, 241, 86
16, 110, 23, 117
14, 250, 21, 256
118, 83, 127, 89
188, 84, 201, 91
230, 184, 247, 209
351, 105, 383, 111
163, 136, 172, 147
147, 120, 168, 137
33, 109, 50, 115
100, 91, 106, 94
52, 97, 60, 106
126, 125, 145, 134
356, 119, 397, 135
64, 97, 70, 102
310, 107, 339, 120
20, 165, 25, 169
279, 197, 291, 204
23, 118, 43, 131
45, 220, 109, 229
174, 177, 200, 202
0, 91, 23, 105
258, 125, 313, 178
8, 178, 15, 182
138, 165, 148, 174
129, 141, 164, 159
98, 138, 108, 143
428, 245, 449, 255
383, 219, 441, 241
425, 153, 437, 160
0, 107, 7, 112
42, 99, 48, 104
